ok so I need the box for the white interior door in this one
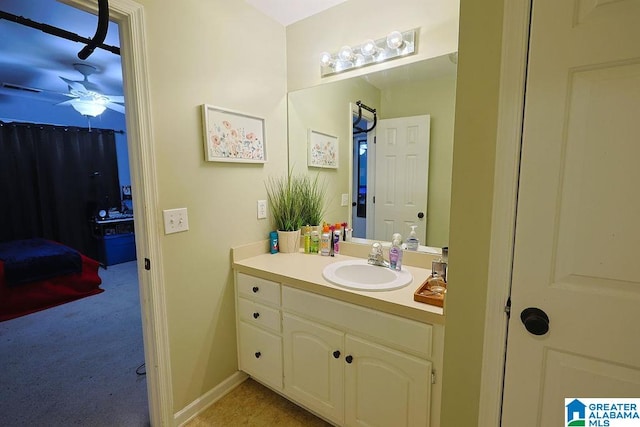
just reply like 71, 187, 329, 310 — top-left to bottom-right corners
502, 0, 640, 425
373, 116, 429, 242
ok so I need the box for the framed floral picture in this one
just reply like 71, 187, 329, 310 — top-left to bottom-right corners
202, 105, 266, 163
308, 129, 338, 169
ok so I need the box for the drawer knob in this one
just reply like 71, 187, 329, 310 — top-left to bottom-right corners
345, 355, 353, 364
333, 350, 341, 359
253, 312, 260, 319
255, 351, 261, 359
252, 286, 259, 293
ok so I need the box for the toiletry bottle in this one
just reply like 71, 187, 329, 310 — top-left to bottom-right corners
320, 225, 331, 256
310, 230, 319, 253
432, 246, 448, 282
305, 226, 312, 253
269, 231, 278, 254
406, 225, 419, 251
333, 229, 341, 254
389, 235, 403, 270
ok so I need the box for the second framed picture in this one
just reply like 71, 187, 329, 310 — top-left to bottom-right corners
307, 129, 338, 169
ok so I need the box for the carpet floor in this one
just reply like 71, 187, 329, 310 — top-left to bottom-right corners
0, 260, 149, 427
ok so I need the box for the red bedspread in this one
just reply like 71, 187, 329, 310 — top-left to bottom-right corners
0, 251, 103, 322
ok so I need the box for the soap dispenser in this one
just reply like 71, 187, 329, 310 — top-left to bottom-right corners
389, 235, 403, 271
406, 225, 419, 251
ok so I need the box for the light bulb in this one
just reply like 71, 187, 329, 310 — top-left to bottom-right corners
361, 39, 378, 57
338, 45, 354, 62
320, 51, 333, 67
354, 53, 365, 67
386, 30, 404, 49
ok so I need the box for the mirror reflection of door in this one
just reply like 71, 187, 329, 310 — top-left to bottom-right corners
374, 115, 430, 243
352, 136, 368, 237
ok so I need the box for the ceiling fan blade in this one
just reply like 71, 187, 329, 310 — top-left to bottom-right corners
105, 102, 125, 114
105, 95, 124, 103
60, 76, 87, 93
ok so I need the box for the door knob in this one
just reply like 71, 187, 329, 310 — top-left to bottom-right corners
417, 212, 424, 219
520, 307, 549, 335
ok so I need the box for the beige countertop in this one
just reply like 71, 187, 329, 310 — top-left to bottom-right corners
232, 241, 445, 325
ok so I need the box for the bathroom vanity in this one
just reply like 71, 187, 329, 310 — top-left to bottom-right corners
232, 241, 445, 427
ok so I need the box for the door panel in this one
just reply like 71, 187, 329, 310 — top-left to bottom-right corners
345, 335, 430, 427
283, 313, 344, 424
374, 116, 430, 242
502, 0, 640, 424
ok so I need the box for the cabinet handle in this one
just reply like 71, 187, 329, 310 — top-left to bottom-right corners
253, 312, 260, 319
345, 355, 353, 364
252, 286, 259, 293
333, 350, 341, 359
255, 351, 261, 359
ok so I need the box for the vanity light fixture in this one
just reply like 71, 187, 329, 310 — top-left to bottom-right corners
320, 29, 417, 77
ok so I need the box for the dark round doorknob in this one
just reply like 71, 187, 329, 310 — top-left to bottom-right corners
252, 312, 260, 319
255, 351, 261, 358
333, 350, 341, 359
520, 307, 549, 335
345, 355, 353, 364
417, 212, 424, 219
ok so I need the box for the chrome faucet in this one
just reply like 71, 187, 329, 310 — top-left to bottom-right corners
367, 242, 389, 267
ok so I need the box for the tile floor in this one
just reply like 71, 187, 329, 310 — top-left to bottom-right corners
185, 378, 333, 426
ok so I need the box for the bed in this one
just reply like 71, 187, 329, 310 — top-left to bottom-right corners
0, 238, 103, 322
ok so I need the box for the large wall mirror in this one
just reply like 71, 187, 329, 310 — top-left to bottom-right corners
287, 53, 457, 249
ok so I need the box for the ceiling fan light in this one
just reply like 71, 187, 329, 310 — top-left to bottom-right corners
71, 99, 106, 117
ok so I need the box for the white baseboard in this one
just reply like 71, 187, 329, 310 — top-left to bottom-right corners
174, 371, 249, 426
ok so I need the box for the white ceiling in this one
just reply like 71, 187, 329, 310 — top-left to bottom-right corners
244, 0, 349, 26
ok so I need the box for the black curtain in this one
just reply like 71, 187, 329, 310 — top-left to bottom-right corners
0, 121, 121, 258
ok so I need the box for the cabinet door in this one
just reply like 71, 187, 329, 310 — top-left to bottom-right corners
283, 313, 344, 425
238, 322, 283, 390
344, 335, 431, 427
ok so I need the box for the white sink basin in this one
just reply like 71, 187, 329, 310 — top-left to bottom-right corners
322, 259, 413, 291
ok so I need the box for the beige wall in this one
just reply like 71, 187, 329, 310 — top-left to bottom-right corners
286, 0, 459, 91
138, 0, 288, 411
381, 74, 456, 247
441, 0, 505, 425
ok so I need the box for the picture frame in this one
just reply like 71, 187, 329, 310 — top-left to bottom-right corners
307, 129, 338, 169
202, 104, 266, 163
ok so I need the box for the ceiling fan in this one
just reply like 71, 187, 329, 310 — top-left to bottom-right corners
1, 62, 124, 118
56, 63, 125, 117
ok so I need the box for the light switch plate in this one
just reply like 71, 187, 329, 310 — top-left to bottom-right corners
341, 193, 349, 207
163, 208, 189, 234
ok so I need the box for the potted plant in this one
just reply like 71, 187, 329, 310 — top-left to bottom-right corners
299, 173, 328, 228
265, 169, 305, 253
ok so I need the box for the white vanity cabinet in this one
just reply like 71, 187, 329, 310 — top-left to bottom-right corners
234, 269, 442, 427
235, 272, 283, 390
282, 285, 433, 427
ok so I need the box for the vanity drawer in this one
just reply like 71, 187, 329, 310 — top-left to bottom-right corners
237, 272, 281, 306
282, 286, 432, 359
238, 322, 283, 390
238, 297, 281, 333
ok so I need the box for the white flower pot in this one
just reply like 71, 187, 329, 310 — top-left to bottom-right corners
277, 229, 301, 253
